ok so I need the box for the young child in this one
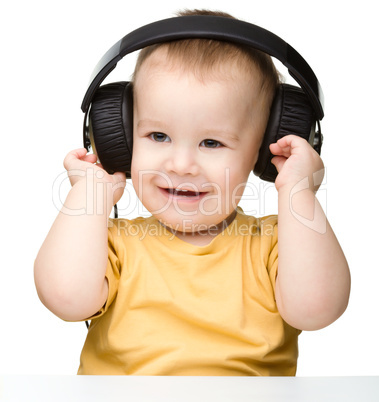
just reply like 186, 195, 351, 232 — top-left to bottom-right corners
34, 9, 350, 376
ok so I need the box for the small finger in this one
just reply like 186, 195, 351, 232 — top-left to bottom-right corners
63, 148, 87, 169
271, 155, 287, 173
270, 142, 291, 157
82, 153, 98, 163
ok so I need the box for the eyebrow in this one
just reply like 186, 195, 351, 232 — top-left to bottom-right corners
137, 119, 169, 130
203, 129, 240, 143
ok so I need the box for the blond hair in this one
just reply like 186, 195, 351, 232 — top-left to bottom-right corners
132, 9, 280, 113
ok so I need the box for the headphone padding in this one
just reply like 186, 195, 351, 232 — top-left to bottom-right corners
253, 84, 316, 182
89, 81, 133, 176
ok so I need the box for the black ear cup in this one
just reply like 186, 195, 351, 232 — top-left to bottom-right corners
253, 83, 317, 182
89, 81, 133, 176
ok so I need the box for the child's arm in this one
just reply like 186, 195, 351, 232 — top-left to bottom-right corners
34, 148, 126, 321
270, 135, 350, 331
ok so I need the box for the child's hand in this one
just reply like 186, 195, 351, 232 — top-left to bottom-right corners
63, 148, 126, 205
269, 135, 324, 192
270, 135, 350, 331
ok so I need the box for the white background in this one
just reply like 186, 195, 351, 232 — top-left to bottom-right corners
1, 0, 378, 376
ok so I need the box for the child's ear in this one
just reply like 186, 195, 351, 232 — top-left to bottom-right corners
253, 84, 318, 182
88, 82, 134, 177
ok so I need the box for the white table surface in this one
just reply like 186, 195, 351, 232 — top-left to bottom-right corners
1, 376, 378, 402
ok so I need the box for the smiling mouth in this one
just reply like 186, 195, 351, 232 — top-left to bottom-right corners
159, 187, 207, 199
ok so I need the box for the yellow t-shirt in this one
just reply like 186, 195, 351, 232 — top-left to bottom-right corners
78, 208, 300, 375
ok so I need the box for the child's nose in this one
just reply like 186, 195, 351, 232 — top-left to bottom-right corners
164, 146, 200, 176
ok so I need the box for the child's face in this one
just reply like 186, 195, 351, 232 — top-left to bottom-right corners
131, 50, 267, 233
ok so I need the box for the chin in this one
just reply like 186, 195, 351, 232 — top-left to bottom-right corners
157, 212, 229, 233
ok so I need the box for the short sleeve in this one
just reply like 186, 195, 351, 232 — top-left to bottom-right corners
90, 220, 121, 319
267, 223, 278, 288
260, 215, 279, 290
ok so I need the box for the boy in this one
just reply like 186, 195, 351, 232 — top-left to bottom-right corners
34, 10, 350, 375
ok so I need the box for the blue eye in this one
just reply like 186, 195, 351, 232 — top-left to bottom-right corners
150, 132, 170, 142
201, 139, 223, 148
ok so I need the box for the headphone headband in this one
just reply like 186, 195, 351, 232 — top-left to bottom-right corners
81, 15, 324, 120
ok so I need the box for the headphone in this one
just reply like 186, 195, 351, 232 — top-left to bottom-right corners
82, 15, 324, 183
